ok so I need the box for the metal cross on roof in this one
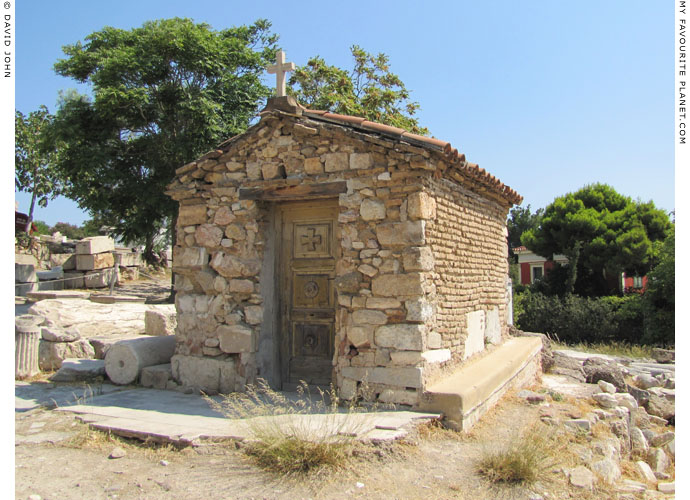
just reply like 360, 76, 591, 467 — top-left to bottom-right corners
267, 50, 295, 97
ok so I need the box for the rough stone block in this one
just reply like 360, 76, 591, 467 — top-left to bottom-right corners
210, 252, 260, 279
140, 363, 173, 389
360, 198, 386, 221
346, 326, 373, 348
37, 280, 65, 292
376, 221, 425, 247
173, 247, 208, 269
178, 204, 207, 226
39, 339, 96, 371
113, 251, 142, 267
145, 306, 177, 336
407, 192, 437, 220
75, 236, 115, 255
76, 253, 115, 271
84, 268, 116, 288
15, 263, 36, 283
15, 281, 38, 296
303, 157, 323, 174
63, 272, 85, 289
218, 324, 254, 353
352, 309, 388, 325
464, 310, 486, 359
405, 299, 434, 322
366, 297, 401, 309
485, 308, 501, 345
50, 359, 106, 382
341, 366, 423, 388
375, 324, 425, 351
350, 153, 373, 170
372, 273, 423, 297
402, 246, 434, 271
324, 152, 348, 172
421, 349, 451, 364
171, 354, 236, 394
50, 254, 76, 270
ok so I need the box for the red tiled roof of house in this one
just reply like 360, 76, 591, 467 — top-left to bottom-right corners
300, 109, 523, 205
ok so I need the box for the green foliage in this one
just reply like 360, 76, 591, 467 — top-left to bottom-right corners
49, 18, 277, 260
507, 204, 543, 257
15, 106, 63, 230
514, 290, 645, 344
288, 45, 428, 135
641, 227, 674, 345
521, 184, 671, 296
32, 220, 52, 235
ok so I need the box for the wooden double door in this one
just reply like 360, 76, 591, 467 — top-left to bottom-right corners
279, 200, 338, 389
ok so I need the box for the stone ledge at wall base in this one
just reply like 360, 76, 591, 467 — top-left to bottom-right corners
418, 336, 543, 431
170, 355, 237, 395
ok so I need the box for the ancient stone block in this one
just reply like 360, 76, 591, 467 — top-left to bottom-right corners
195, 224, 224, 248
350, 153, 373, 170
402, 246, 434, 271
140, 363, 173, 389
346, 326, 373, 348
210, 252, 260, 278
390, 350, 422, 366
485, 308, 501, 345
335, 272, 362, 294
304, 157, 323, 174
178, 204, 208, 226
341, 366, 423, 388
113, 252, 141, 267
324, 152, 348, 172
75, 236, 115, 255
50, 254, 76, 271
227, 279, 255, 293
261, 163, 285, 180
76, 253, 115, 271
173, 247, 208, 269
422, 349, 451, 364
366, 297, 401, 309
84, 268, 116, 288
464, 310, 486, 359
218, 324, 254, 353
407, 192, 436, 220
372, 273, 423, 297
39, 339, 96, 371
376, 221, 425, 247
405, 300, 434, 322
145, 306, 177, 336
171, 354, 236, 394
244, 305, 263, 325
375, 324, 425, 351
15, 263, 36, 283
360, 198, 386, 221
352, 309, 388, 325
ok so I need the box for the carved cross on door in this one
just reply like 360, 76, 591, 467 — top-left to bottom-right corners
300, 227, 322, 251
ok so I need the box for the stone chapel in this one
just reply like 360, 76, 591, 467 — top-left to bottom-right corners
166, 74, 543, 428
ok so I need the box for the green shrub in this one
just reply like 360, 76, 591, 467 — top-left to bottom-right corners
514, 290, 645, 344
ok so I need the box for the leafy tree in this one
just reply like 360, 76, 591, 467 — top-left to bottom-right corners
642, 227, 674, 345
15, 106, 62, 232
32, 220, 52, 235
521, 184, 671, 296
507, 204, 543, 258
49, 18, 277, 262
288, 45, 428, 135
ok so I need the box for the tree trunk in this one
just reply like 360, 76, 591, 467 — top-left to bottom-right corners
564, 241, 582, 296
25, 185, 37, 234
168, 214, 177, 302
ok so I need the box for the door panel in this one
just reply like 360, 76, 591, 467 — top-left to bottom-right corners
280, 201, 338, 388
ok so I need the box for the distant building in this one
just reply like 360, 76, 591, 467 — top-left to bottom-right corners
512, 246, 567, 285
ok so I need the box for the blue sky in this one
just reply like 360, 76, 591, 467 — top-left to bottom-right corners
12, 0, 675, 226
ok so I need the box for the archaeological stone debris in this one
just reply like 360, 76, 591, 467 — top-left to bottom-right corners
165, 93, 540, 425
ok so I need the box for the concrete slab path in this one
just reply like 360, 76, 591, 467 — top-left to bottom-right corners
17, 383, 438, 446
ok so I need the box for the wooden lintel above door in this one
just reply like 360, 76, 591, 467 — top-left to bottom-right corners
239, 181, 347, 201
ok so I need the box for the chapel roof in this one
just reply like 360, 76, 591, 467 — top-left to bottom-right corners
298, 108, 523, 205
173, 97, 523, 206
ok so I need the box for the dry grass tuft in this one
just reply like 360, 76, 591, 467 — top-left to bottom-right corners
476, 423, 559, 485
551, 340, 654, 359
206, 379, 377, 476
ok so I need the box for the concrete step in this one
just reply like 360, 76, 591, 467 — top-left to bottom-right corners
419, 336, 542, 431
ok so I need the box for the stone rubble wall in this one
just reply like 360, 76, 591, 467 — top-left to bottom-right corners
167, 111, 514, 401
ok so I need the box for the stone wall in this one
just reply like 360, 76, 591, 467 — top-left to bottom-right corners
167, 107, 514, 403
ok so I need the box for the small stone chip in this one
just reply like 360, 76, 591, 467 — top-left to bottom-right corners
109, 446, 127, 459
